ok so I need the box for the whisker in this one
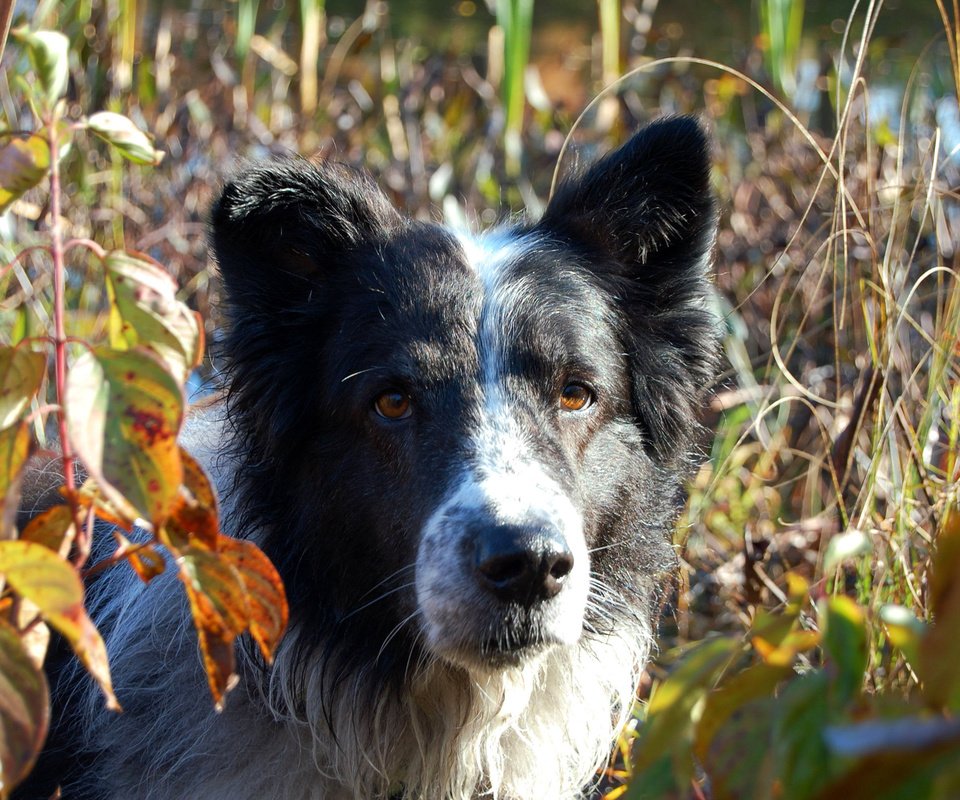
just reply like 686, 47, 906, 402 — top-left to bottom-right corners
341, 581, 417, 621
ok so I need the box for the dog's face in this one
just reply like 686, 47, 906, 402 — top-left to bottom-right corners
210, 117, 717, 678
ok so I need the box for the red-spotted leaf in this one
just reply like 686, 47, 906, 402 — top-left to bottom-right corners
66, 347, 183, 526
104, 251, 202, 382
218, 536, 288, 663
0, 540, 118, 711
0, 135, 50, 213
0, 619, 50, 796
161, 448, 220, 552
0, 347, 45, 430
178, 548, 248, 706
19, 504, 76, 557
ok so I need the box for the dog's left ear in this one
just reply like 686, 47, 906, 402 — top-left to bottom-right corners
537, 116, 719, 463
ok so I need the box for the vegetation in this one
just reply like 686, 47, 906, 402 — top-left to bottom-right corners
0, 0, 958, 797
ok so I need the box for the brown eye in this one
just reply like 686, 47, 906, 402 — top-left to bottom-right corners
559, 382, 593, 412
374, 391, 412, 420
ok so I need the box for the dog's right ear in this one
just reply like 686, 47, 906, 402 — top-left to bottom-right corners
210, 160, 402, 313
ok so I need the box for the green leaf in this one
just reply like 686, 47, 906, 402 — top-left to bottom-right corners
773, 671, 834, 800
919, 508, 960, 710
0, 540, 119, 712
0, 539, 82, 612
879, 604, 925, 673
11, 29, 69, 107
87, 112, 164, 166
0, 619, 50, 796
0, 347, 45, 429
1, 423, 30, 537
104, 251, 202, 382
695, 660, 793, 762
632, 637, 738, 784
0, 136, 50, 213
702, 696, 779, 800
66, 347, 183, 526
821, 596, 868, 709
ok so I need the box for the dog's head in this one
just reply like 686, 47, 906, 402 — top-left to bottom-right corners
210, 116, 717, 678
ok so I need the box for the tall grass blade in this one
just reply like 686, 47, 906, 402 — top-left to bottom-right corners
299, 0, 325, 117
496, 0, 534, 175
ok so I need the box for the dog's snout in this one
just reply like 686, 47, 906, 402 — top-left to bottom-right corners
473, 524, 574, 604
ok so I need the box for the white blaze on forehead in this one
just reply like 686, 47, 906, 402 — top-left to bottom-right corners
415, 230, 589, 656
454, 230, 584, 537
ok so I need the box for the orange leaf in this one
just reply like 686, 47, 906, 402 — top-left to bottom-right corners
178, 548, 248, 706
162, 448, 220, 552
111, 530, 166, 583
218, 536, 288, 663
19, 504, 76, 557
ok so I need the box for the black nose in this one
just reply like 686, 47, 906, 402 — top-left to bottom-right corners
473, 524, 574, 604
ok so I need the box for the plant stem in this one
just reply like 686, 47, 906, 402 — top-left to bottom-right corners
0, 0, 15, 64
46, 112, 86, 564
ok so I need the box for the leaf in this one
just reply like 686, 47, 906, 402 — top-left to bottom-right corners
0, 619, 50, 795
218, 537, 288, 663
87, 112, 164, 166
0, 539, 82, 611
773, 671, 834, 800
695, 661, 793, 762
0, 540, 118, 711
178, 548, 248, 706
11, 29, 69, 107
160, 447, 220, 552
0, 135, 51, 213
702, 696, 779, 800
879, 604, 925, 673
821, 596, 868, 709
0, 423, 31, 538
919, 508, 960, 710
0, 347, 45, 429
104, 251, 202, 382
632, 637, 739, 781
19, 504, 75, 557
46, 603, 119, 712
816, 718, 960, 800
66, 347, 183, 526
110, 530, 166, 583
823, 528, 872, 573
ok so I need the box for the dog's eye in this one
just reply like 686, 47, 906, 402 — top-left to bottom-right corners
559, 382, 594, 412
373, 391, 412, 420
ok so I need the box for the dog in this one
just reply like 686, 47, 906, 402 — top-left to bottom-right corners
23, 115, 718, 800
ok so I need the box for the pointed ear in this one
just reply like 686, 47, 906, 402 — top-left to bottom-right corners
539, 115, 716, 276
209, 159, 402, 314
537, 117, 719, 464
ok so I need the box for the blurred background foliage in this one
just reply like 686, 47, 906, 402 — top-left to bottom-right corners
1, 0, 958, 797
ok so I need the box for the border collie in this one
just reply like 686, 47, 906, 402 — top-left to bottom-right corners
29, 116, 717, 800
